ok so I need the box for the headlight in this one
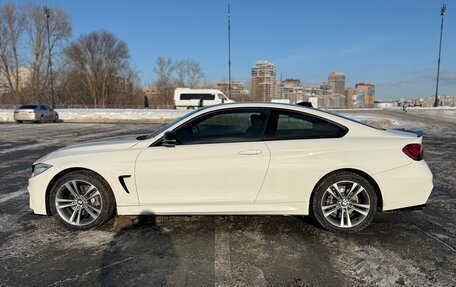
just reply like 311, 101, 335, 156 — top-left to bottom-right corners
32, 163, 53, 177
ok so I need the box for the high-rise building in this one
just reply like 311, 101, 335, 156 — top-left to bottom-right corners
216, 80, 246, 102
328, 72, 345, 95
250, 61, 276, 101
0, 67, 30, 95
345, 87, 365, 108
282, 79, 300, 89
355, 83, 375, 108
320, 82, 334, 96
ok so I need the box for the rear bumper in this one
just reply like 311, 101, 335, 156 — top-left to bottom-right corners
373, 161, 433, 211
385, 204, 427, 212
14, 113, 37, 121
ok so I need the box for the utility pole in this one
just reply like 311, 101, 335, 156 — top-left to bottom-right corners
434, 4, 446, 107
228, 4, 232, 100
44, 6, 55, 108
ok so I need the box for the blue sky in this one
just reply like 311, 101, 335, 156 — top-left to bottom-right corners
10, 0, 456, 99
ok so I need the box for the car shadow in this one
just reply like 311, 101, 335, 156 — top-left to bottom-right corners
99, 213, 178, 286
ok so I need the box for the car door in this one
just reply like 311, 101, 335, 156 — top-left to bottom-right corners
43, 105, 51, 121
38, 105, 46, 121
135, 108, 271, 205
257, 109, 348, 204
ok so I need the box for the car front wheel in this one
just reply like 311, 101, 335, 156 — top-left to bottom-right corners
312, 171, 377, 233
49, 171, 116, 229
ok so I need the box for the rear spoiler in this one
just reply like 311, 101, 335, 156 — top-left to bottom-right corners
392, 128, 423, 137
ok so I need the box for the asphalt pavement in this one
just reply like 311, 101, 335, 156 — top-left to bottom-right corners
0, 111, 455, 286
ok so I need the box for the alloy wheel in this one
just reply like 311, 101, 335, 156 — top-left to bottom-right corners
320, 180, 371, 228
55, 180, 103, 226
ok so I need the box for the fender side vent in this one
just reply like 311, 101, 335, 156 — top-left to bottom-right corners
118, 175, 132, 194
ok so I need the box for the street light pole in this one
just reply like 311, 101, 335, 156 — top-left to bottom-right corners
434, 4, 446, 107
228, 4, 231, 100
44, 6, 55, 108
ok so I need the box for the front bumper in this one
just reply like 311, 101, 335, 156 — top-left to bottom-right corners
28, 165, 62, 215
373, 160, 433, 211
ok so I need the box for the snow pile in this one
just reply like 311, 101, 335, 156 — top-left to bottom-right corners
340, 113, 400, 128
58, 108, 189, 123
0, 108, 190, 123
0, 109, 14, 122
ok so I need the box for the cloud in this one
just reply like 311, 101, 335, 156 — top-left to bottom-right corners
435, 71, 456, 85
378, 69, 456, 88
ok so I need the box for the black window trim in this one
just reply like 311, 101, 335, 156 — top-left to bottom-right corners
150, 107, 348, 147
151, 107, 271, 147
263, 108, 349, 141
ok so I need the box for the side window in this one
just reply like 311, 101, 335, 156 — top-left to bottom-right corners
266, 110, 347, 140
40, 105, 47, 110
175, 109, 268, 145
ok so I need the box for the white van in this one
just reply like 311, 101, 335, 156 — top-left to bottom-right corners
174, 88, 234, 109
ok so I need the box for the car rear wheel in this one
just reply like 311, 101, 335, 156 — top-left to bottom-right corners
16, 120, 23, 124
39, 115, 45, 124
53, 114, 59, 123
49, 171, 116, 230
312, 171, 377, 233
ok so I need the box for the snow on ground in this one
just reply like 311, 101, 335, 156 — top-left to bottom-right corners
338, 113, 401, 127
0, 107, 454, 125
0, 108, 189, 123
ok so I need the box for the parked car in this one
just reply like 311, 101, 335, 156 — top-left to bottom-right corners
14, 104, 58, 123
28, 103, 433, 232
174, 88, 234, 109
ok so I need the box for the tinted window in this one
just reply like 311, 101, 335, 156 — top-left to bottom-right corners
175, 109, 268, 145
40, 105, 47, 110
19, 104, 37, 109
266, 110, 347, 140
180, 93, 215, 100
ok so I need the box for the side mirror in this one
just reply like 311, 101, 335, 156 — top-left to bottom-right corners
163, 131, 176, 147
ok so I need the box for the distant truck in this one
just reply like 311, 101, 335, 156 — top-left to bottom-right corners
174, 88, 234, 109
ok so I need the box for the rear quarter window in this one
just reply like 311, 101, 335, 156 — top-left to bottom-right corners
266, 110, 347, 140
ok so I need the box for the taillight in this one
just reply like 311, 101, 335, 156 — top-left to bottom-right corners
402, 144, 423, 161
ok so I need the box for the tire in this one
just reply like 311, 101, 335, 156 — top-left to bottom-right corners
312, 171, 377, 233
49, 171, 116, 230
39, 115, 45, 124
53, 115, 59, 123
16, 120, 23, 124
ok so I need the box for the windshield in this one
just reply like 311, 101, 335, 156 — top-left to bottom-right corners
143, 107, 209, 140
19, 104, 37, 109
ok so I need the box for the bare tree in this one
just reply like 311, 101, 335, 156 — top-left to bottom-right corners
24, 3, 71, 102
186, 59, 204, 88
173, 58, 204, 88
64, 31, 131, 107
154, 57, 175, 105
174, 59, 186, 87
0, 3, 25, 100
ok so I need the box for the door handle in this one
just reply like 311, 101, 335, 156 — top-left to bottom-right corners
238, 149, 262, 155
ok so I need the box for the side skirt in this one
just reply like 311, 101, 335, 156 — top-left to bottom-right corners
117, 202, 309, 216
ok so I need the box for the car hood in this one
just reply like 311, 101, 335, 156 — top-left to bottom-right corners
36, 136, 140, 163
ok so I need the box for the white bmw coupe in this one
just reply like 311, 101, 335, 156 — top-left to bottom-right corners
28, 103, 433, 232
